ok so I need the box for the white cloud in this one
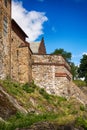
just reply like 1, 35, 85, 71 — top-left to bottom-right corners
72, 54, 82, 58
82, 52, 87, 55
12, 0, 48, 41
72, 52, 87, 59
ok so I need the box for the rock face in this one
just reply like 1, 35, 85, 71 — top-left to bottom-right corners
0, 86, 17, 119
52, 81, 87, 105
0, 85, 27, 119
16, 122, 84, 130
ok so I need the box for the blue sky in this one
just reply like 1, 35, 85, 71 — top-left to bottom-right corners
12, 0, 87, 65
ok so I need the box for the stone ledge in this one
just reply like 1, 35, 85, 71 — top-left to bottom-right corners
32, 62, 71, 73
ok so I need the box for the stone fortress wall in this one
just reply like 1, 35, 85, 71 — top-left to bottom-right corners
11, 19, 32, 83
32, 54, 72, 94
32, 54, 87, 105
0, 0, 11, 79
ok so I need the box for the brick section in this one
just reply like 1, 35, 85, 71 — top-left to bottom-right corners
55, 73, 71, 81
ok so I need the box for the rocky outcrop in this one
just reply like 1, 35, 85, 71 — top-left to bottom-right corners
68, 82, 87, 105
16, 122, 84, 130
0, 85, 27, 119
79, 86, 87, 96
49, 81, 87, 105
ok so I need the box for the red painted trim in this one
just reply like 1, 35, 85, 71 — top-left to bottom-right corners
55, 73, 71, 81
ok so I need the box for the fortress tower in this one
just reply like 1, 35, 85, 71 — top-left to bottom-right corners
0, 0, 11, 79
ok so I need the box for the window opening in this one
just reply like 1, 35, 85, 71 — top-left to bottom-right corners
3, 16, 8, 36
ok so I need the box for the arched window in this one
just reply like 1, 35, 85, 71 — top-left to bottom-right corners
4, 0, 7, 7
3, 16, 8, 36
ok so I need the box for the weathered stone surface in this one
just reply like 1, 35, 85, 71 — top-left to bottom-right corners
32, 55, 72, 95
0, 85, 27, 119
16, 122, 84, 130
0, 1, 11, 79
0, 87, 17, 119
32, 54, 87, 105
11, 22, 32, 83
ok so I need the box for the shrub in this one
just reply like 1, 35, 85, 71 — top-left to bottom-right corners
22, 83, 34, 93
39, 88, 50, 100
22, 81, 37, 93
57, 96, 67, 105
71, 110, 78, 114
76, 117, 87, 129
80, 105, 85, 111
0, 121, 13, 130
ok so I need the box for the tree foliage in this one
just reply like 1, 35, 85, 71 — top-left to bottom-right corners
51, 48, 72, 63
70, 62, 78, 80
51, 48, 79, 80
78, 54, 87, 83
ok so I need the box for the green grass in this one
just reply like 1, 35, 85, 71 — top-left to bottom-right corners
0, 112, 77, 130
0, 112, 87, 130
76, 116, 87, 129
0, 112, 59, 130
0, 79, 87, 129
73, 80, 87, 87
22, 82, 37, 93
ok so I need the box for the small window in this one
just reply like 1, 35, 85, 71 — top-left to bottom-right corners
4, 0, 7, 7
3, 16, 8, 36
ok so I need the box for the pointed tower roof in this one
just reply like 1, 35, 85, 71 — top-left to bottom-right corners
30, 37, 46, 54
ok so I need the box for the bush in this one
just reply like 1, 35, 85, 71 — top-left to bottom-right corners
80, 105, 85, 111
0, 121, 13, 130
76, 117, 87, 129
71, 110, 78, 114
22, 82, 37, 93
39, 88, 50, 100
22, 83, 34, 93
